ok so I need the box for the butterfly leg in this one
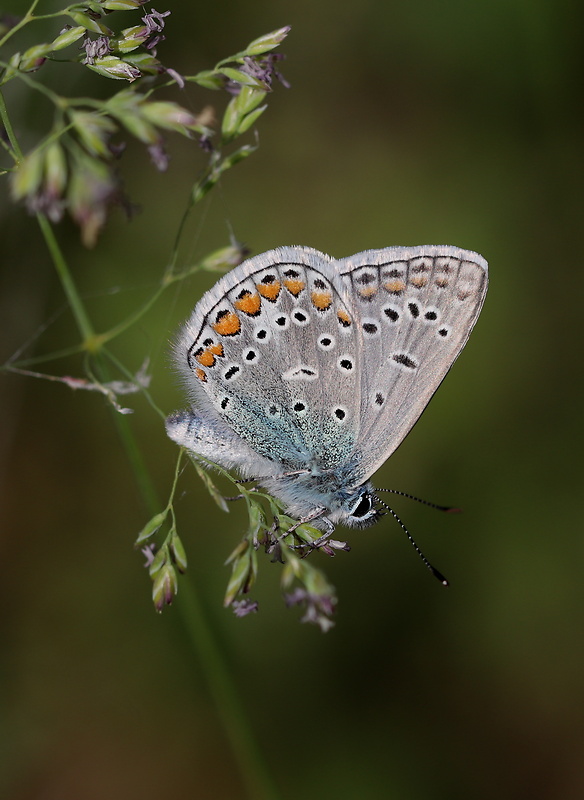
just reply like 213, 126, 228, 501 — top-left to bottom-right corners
282, 510, 345, 555
279, 506, 330, 539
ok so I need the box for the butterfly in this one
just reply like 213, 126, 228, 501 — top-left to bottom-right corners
166, 245, 488, 545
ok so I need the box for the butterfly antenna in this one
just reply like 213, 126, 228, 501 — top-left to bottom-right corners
374, 495, 449, 587
375, 488, 460, 513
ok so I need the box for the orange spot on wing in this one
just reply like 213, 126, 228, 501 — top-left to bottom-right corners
383, 280, 406, 294
284, 279, 305, 296
212, 310, 241, 336
337, 310, 352, 326
195, 368, 207, 382
256, 281, 281, 301
234, 291, 261, 315
311, 290, 332, 310
195, 341, 224, 366
358, 286, 377, 298
208, 343, 224, 357
196, 349, 216, 367
410, 276, 428, 288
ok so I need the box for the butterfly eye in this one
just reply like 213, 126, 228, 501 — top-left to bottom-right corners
349, 492, 373, 519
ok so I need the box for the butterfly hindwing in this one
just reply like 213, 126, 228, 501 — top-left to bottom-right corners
337, 246, 488, 480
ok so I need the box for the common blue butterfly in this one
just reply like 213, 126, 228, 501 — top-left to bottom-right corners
166, 245, 487, 548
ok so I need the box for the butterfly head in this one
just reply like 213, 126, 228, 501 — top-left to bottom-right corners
266, 471, 383, 530
336, 483, 384, 528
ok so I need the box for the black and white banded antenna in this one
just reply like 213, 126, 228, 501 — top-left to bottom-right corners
375, 487, 461, 514
374, 492, 451, 586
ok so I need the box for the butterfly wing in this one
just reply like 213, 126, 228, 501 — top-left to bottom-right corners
336, 245, 488, 481
173, 246, 364, 475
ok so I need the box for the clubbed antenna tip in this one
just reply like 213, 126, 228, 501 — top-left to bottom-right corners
374, 494, 450, 587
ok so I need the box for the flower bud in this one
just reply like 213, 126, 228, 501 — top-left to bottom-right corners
111, 25, 149, 53
199, 244, 246, 273
51, 25, 86, 50
220, 67, 265, 89
86, 55, 141, 82
219, 143, 256, 170
42, 143, 68, 220
19, 44, 51, 72
235, 86, 267, 115
10, 149, 44, 202
169, 532, 187, 574
67, 154, 117, 247
152, 564, 177, 611
67, 12, 112, 36
140, 101, 199, 133
106, 92, 159, 143
102, 0, 147, 10
221, 97, 240, 142
135, 509, 168, 545
1, 52, 20, 82
244, 26, 291, 56
69, 110, 117, 157
224, 541, 258, 606
225, 539, 250, 565
236, 105, 267, 136
148, 545, 168, 577
221, 86, 267, 143
123, 51, 163, 75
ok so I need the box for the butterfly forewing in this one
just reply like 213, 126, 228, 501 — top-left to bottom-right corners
176, 247, 364, 472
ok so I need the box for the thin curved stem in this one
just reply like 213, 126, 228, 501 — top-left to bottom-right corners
0, 0, 40, 48
36, 212, 96, 345
0, 88, 23, 160
98, 283, 167, 346
2, 342, 86, 368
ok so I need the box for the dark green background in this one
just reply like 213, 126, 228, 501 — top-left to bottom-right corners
2, 1, 583, 798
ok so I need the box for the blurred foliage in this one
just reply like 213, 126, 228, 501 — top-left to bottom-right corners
1, 1, 583, 799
